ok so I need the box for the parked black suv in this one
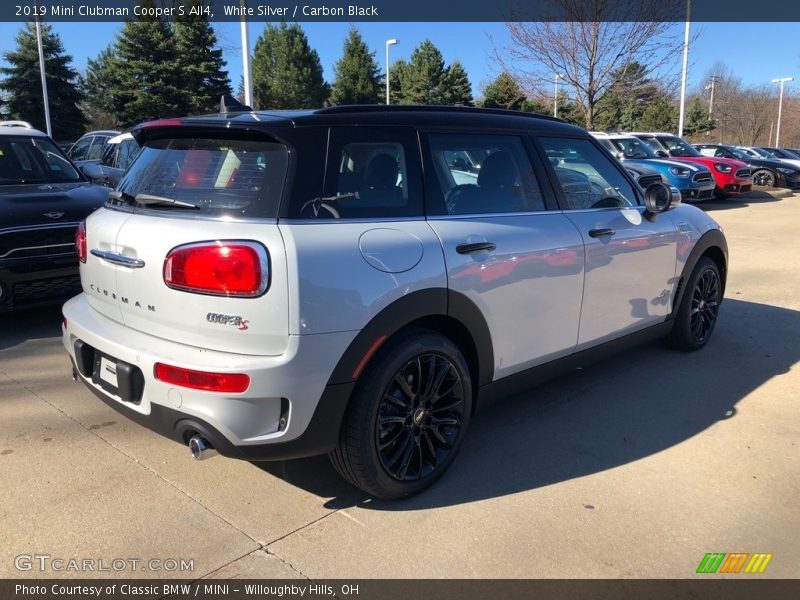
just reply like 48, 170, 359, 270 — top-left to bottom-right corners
0, 126, 108, 311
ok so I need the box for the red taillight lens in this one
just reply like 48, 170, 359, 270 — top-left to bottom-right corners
154, 363, 250, 393
163, 242, 268, 297
76, 221, 87, 263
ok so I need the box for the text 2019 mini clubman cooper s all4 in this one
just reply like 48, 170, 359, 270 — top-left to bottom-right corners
63, 106, 727, 499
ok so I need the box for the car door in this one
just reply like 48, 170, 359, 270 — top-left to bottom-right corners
422, 132, 585, 381
536, 135, 679, 349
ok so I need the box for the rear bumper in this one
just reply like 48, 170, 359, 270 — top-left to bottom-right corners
62, 294, 357, 460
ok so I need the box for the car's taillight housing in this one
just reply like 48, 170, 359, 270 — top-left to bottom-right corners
154, 363, 250, 393
76, 221, 87, 263
163, 241, 268, 297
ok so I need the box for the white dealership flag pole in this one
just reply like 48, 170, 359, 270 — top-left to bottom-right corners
677, 0, 691, 138
771, 77, 793, 148
34, 3, 52, 137
240, 0, 253, 107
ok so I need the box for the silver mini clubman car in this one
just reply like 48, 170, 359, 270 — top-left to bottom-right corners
63, 105, 727, 499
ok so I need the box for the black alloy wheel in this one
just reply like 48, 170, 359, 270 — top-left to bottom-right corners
376, 353, 465, 481
689, 267, 721, 345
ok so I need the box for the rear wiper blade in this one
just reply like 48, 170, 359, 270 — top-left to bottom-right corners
107, 190, 135, 204
134, 193, 199, 209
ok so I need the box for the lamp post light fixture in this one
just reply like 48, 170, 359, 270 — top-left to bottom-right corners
771, 77, 793, 148
553, 73, 564, 118
385, 39, 399, 105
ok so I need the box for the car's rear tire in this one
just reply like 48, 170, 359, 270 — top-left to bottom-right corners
666, 256, 722, 351
330, 329, 472, 499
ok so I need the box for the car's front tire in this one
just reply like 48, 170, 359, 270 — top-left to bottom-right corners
330, 329, 472, 499
752, 169, 776, 187
666, 256, 722, 351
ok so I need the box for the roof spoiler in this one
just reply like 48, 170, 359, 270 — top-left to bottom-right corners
220, 95, 252, 114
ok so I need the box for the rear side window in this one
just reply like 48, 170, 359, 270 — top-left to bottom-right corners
427, 133, 544, 215
293, 126, 422, 219
117, 136, 288, 219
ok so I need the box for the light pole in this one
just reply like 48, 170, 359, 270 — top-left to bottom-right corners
385, 39, 399, 105
771, 77, 793, 147
34, 2, 51, 137
553, 73, 563, 118
677, 0, 692, 137
240, 0, 253, 107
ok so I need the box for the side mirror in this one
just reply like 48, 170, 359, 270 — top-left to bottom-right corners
643, 182, 673, 219
79, 163, 108, 185
655, 150, 669, 158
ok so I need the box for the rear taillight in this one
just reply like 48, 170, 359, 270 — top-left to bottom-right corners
76, 221, 87, 263
154, 363, 250, 393
163, 241, 268, 297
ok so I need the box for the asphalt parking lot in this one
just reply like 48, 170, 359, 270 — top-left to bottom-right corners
1, 189, 799, 580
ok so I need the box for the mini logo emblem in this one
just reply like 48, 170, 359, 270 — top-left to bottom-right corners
43, 211, 65, 219
206, 312, 249, 331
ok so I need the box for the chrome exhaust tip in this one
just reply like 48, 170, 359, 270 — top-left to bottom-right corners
189, 435, 217, 461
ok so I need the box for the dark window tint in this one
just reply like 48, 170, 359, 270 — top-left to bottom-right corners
427, 134, 544, 215
116, 136, 288, 219
0, 136, 82, 184
86, 136, 109, 161
117, 139, 140, 170
539, 137, 638, 210
295, 127, 422, 219
68, 136, 92, 161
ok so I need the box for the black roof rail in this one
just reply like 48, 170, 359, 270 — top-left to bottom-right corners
314, 104, 564, 122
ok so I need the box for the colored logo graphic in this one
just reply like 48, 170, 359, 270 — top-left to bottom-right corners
696, 553, 773, 574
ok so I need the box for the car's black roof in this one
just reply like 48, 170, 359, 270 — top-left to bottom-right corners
142, 105, 586, 136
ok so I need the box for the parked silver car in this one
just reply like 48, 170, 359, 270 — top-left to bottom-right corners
62, 106, 727, 499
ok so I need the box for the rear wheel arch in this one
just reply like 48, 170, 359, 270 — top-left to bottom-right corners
326, 289, 494, 396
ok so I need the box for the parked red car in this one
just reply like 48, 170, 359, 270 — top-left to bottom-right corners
628, 132, 752, 197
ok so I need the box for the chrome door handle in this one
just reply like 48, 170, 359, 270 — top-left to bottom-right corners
456, 242, 497, 254
90, 249, 145, 268
588, 228, 616, 238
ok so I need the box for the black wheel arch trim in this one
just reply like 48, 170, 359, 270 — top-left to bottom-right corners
327, 288, 494, 388
670, 228, 728, 320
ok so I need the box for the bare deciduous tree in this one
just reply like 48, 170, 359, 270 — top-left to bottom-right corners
492, 0, 686, 129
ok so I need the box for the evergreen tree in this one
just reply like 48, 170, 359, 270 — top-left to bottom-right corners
443, 60, 473, 106
482, 72, 526, 110
175, 2, 232, 115
683, 96, 715, 136
388, 59, 409, 104
106, 5, 182, 125
594, 62, 658, 131
638, 93, 678, 132
401, 40, 448, 104
82, 45, 121, 129
0, 22, 86, 140
520, 98, 550, 115
330, 26, 381, 105
251, 23, 328, 109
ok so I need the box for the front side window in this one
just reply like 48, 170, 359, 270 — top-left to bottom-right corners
117, 139, 140, 170
0, 136, 82, 184
86, 136, 109, 161
539, 137, 638, 210
610, 138, 658, 159
427, 133, 544, 215
116, 136, 288, 219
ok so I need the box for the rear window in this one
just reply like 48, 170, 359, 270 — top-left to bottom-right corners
117, 136, 288, 219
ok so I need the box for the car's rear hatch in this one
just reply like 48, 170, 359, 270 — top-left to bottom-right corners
80, 124, 291, 356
